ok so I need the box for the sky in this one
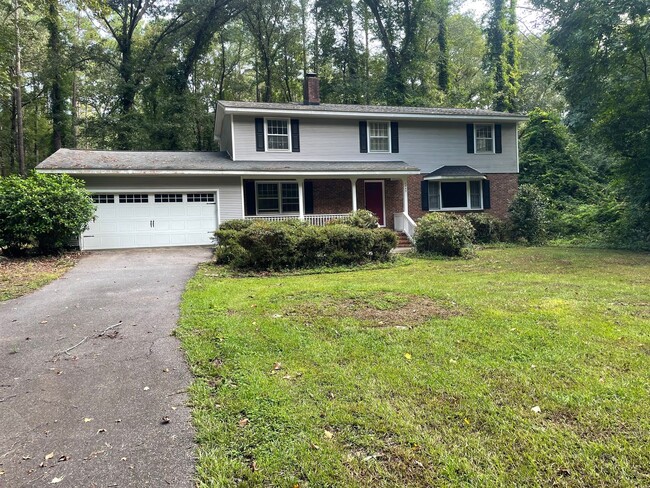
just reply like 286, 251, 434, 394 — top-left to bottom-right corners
460, 0, 549, 35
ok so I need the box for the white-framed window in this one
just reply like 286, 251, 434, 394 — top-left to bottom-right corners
154, 193, 183, 203
266, 119, 291, 151
475, 124, 494, 153
91, 194, 115, 204
119, 194, 149, 203
187, 193, 215, 203
255, 181, 299, 214
428, 180, 483, 211
368, 121, 390, 152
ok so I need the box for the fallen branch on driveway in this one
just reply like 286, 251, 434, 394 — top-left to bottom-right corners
96, 321, 123, 337
54, 336, 88, 357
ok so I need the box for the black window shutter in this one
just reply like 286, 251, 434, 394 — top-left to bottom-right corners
359, 121, 368, 153
244, 180, 256, 215
391, 121, 399, 153
304, 181, 314, 214
466, 123, 475, 153
421, 180, 429, 211
255, 118, 265, 152
291, 119, 300, 152
495, 124, 502, 153
482, 179, 491, 209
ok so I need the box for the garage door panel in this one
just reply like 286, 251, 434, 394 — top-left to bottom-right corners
83, 192, 218, 250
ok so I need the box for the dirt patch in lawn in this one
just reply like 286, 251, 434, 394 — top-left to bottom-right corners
284, 292, 464, 327
0, 253, 80, 301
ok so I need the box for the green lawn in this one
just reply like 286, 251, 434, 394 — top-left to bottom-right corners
177, 247, 650, 487
0, 254, 79, 301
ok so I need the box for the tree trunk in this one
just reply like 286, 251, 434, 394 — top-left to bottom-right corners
437, 9, 449, 93
47, 0, 64, 152
13, 0, 25, 175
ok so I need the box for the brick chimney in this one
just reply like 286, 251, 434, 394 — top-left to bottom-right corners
303, 73, 320, 105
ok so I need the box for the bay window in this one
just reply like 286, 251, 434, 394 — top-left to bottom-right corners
428, 180, 483, 211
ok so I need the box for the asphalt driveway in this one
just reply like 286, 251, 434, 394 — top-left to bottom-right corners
0, 247, 212, 487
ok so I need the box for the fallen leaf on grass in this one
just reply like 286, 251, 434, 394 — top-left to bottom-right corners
238, 418, 249, 427
273, 362, 282, 370
324, 430, 334, 439
404, 353, 412, 360
50, 477, 64, 484
310, 443, 320, 450
464, 418, 471, 425
45, 452, 54, 460
531, 405, 542, 414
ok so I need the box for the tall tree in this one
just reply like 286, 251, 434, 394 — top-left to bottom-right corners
45, 0, 65, 151
12, 0, 25, 175
435, 0, 449, 93
362, 0, 427, 105
485, 0, 519, 112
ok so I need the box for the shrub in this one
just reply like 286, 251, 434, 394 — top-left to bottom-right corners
508, 184, 549, 244
214, 218, 396, 271
414, 213, 475, 257
218, 219, 254, 232
337, 209, 379, 228
466, 213, 506, 243
0, 173, 94, 255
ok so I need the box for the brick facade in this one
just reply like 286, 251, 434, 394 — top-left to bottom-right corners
307, 173, 518, 228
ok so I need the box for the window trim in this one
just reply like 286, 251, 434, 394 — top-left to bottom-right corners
474, 123, 495, 154
367, 120, 391, 153
428, 179, 484, 211
254, 181, 300, 215
264, 118, 292, 152
91, 194, 115, 204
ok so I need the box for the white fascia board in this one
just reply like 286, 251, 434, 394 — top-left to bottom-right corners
423, 175, 487, 181
37, 168, 421, 177
214, 104, 226, 141
221, 106, 529, 123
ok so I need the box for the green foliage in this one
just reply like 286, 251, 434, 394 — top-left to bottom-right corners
214, 219, 396, 270
335, 209, 379, 229
508, 184, 548, 244
465, 213, 506, 243
0, 173, 94, 254
414, 212, 475, 257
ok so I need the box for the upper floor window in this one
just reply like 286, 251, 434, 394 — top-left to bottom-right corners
266, 119, 290, 151
475, 124, 494, 153
368, 121, 390, 152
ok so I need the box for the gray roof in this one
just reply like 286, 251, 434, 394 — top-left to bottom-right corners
424, 165, 485, 179
219, 100, 526, 119
36, 149, 419, 174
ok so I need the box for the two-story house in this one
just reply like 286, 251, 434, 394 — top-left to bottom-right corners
36, 75, 527, 251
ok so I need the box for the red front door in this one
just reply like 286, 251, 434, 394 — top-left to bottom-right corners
364, 181, 385, 226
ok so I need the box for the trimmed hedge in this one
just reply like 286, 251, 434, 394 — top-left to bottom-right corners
214, 219, 397, 270
414, 213, 475, 257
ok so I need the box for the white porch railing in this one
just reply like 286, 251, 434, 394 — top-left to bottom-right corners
245, 213, 350, 226
394, 212, 417, 243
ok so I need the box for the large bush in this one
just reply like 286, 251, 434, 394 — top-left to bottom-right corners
465, 213, 506, 243
508, 184, 549, 244
335, 209, 379, 228
0, 173, 95, 254
214, 219, 396, 271
414, 213, 475, 257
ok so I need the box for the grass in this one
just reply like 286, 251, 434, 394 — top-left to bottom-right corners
177, 247, 650, 487
0, 253, 79, 301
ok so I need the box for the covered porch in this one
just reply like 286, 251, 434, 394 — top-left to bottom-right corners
238, 161, 419, 237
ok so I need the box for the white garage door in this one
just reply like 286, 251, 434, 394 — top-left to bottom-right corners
82, 192, 218, 250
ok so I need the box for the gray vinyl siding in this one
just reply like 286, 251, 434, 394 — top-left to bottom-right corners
80, 175, 243, 223
220, 115, 233, 157
232, 115, 518, 174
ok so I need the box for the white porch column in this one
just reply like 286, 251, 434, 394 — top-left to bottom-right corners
351, 178, 358, 212
297, 178, 305, 221
401, 176, 409, 215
